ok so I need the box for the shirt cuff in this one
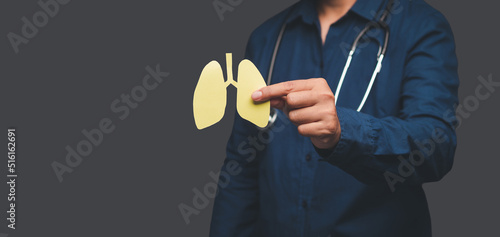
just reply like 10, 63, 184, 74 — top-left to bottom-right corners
316, 107, 377, 166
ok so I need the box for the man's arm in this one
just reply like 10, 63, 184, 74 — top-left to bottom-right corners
209, 36, 262, 237
328, 11, 459, 190
209, 113, 261, 236
252, 11, 459, 191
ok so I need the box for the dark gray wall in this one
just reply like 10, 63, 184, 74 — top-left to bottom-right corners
0, 0, 498, 236
423, 0, 499, 236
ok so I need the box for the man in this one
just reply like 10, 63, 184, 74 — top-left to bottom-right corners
210, 0, 459, 236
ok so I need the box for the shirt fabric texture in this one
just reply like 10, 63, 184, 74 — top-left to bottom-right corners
210, 0, 459, 236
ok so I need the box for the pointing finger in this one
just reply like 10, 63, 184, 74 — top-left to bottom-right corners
252, 80, 314, 102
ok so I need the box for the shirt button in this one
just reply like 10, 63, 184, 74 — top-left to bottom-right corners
305, 154, 312, 161
302, 200, 308, 208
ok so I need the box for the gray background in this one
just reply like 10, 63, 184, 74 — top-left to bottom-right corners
0, 0, 498, 236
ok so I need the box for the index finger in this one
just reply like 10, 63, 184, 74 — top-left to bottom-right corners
252, 79, 314, 102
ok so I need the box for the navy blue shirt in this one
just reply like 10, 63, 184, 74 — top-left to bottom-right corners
210, 0, 458, 236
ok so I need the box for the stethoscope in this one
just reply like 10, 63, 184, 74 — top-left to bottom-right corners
263, 0, 394, 129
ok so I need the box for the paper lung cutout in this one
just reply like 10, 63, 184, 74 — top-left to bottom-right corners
236, 59, 269, 128
193, 61, 227, 130
193, 53, 270, 130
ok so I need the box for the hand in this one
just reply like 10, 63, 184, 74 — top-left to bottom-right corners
252, 78, 341, 149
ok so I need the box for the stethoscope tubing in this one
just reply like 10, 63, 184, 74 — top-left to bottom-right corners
262, 0, 394, 128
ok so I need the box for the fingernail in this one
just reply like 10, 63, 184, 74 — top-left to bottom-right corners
251, 91, 262, 100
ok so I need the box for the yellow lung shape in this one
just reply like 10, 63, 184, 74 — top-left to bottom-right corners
193, 53, 270, 130
237, 59, 270, 128
193, 61, 227, 130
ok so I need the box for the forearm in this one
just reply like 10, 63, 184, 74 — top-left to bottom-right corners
321, 107, 457, 191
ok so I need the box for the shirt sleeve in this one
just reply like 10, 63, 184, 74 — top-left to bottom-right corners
320, 11, 459, 191
209, 35, 261, 237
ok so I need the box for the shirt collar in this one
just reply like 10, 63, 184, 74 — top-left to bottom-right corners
285, 0, 387, 25
351, 0, 387, 21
